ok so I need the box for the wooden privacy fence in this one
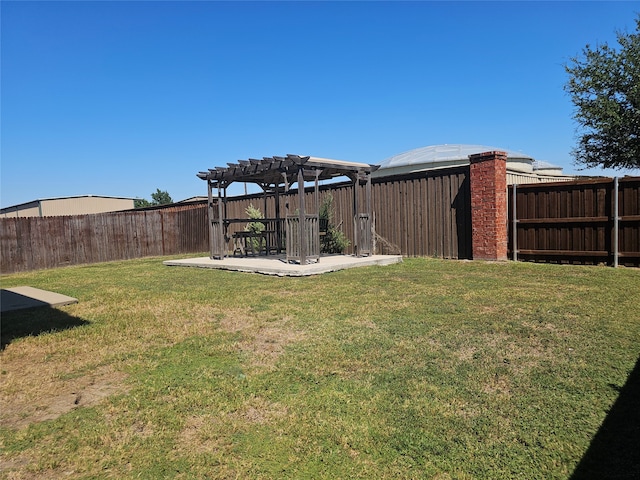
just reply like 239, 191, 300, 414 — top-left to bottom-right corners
1, 204, 209, 274
219, 167, 471, 259
1, 167, 472, 273
508, 176, 640, 267
371, 168, 471, 258
4, 169, 637, 274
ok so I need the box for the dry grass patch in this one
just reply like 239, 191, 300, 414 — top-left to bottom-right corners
0, 364, 127, 430
482, 373, 513, 398
177, 396, 288, 459
0, 301, 222, 430
219, 309, 306, 371
179, 414, 234, 455
229, 395, 289, 425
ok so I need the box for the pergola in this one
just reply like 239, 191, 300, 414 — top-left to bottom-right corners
197, 154, 379, 264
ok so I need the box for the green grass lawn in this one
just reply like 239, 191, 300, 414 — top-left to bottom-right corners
1, 256, 639, 479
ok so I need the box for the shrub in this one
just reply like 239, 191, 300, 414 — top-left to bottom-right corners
319, 194, 350, 254
244, 204, 265, 251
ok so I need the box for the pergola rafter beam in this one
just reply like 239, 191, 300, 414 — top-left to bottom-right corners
198, 154, 378, 184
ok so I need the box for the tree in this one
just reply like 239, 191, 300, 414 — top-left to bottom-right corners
244, 204, 266, 252
564, 16, 640, 170
134, 198, 152, 208
319, 193, 350, 254
134, 189, 173, 208
150, 189, 173, 205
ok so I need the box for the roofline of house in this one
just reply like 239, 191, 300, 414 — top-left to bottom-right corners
1, 194, 137, 211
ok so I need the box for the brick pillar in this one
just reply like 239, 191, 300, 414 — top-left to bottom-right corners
469, 151, 508, 261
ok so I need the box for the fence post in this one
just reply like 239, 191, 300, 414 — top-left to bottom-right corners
613, 177, 619, 268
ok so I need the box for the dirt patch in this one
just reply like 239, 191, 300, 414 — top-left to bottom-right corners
228, 395, 288, 425
482, 374, 512, 398
179, 415, 229, 455
0, 452, 32, 475
219, 310, 305, 370
0, 365, 128, 430
456, 345, 476, 362
179, 396, 287, 455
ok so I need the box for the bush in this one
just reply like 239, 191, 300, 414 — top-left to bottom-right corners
319, 194, 350, 254
244, 204, 265, 251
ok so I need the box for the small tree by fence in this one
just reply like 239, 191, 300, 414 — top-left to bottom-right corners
319, 193, 350, 254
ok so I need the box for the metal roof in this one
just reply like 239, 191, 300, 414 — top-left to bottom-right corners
532, 160, 563, 171
378, 144, 535, 170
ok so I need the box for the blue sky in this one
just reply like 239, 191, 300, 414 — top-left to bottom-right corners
1, 1, 639, 207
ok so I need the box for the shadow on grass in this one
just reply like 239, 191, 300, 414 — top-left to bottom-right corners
1, 307, 90, 350
571, 356, 640, 479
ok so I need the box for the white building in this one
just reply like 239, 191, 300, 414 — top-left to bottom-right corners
373, 144, 575, 184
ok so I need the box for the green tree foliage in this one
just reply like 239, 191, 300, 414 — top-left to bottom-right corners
319, 193, 350, 254
565, 16, 640, 169
134, 198, 152, 208
244, 204, 265, 235
135, 189, 173, 208
244, 204, 265, 251
150, 189, 173, 205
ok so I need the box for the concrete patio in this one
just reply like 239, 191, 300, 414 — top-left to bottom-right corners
163, 254, 403, 276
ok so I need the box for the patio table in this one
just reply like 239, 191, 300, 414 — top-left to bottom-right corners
232, 231, 272, 256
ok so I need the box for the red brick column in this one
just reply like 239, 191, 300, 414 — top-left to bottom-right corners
469, 151, 508, 261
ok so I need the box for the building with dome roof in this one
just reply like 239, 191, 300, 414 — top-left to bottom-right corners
373, 144, 573, 184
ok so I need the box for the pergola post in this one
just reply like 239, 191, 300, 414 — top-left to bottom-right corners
217, 184, 226, 258
366, 172, 372, 218
314, 170, 320, 216
297, 166, 307, 264
274, 183, 281, 253
353, 171, 374, 257
261, 184, 268, 221
353, 174, 360, 256
365, 172, 373, 255
207, 179, 215, 259
207, 180, 226, 259
283, 172, 291, 260
314, 170, 321, 262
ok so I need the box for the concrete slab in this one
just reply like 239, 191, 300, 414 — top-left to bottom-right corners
163, 254, 403, 276
1, 287, 78, 313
